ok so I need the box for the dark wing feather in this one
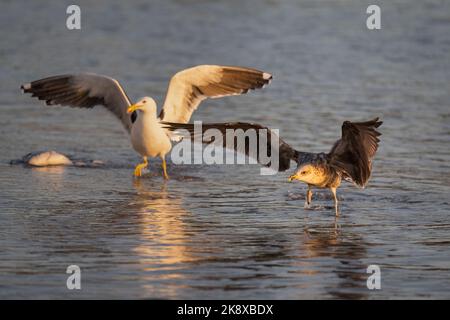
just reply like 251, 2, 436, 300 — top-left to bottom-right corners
162, 122, 299, 172
328, 118, 382, 187
21, 73, 133, 132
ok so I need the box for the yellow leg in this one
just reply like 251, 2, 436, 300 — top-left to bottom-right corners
134, 157, 148, 177
162, 158, 169, 180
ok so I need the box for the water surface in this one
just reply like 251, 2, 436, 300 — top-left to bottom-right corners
0, 0, 449, 299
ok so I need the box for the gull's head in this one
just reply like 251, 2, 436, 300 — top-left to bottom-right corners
288, 163, 325, 185
127, 97, 157, 114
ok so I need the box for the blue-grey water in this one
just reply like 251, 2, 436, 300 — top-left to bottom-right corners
0, 0, 449, 299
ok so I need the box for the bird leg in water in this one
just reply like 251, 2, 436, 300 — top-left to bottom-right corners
304, 185, 313, 208
330, 187, 339, 217
134, 156, 148, 177
162, 158, 169, 180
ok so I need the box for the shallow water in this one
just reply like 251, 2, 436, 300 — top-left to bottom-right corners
1, 0, 450, 299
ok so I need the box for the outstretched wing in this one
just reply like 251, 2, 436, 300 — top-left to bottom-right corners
163, 122, 299, 172
159, 65, 272, 123
328, 118, 382, 187
21, 73, 133, 132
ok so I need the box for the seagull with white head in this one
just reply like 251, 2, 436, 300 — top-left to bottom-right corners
21, 65, 272, 179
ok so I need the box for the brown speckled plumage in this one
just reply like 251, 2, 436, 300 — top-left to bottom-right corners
164, 118, 382, 216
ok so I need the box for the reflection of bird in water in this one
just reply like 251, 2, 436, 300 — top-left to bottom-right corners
164, 118, 382, 216
300, 222, 369, 299
131, 180, 193, 268
21, 65, 272, 179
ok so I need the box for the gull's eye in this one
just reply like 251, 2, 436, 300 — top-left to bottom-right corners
143, 100, 147, 103
301, 171, 306, 175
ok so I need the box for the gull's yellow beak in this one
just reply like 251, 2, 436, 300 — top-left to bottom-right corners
127, 104, 144, 114
288, 174, 299, 182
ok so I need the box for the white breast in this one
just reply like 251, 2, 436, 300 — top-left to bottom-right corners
130, 112, 172, 158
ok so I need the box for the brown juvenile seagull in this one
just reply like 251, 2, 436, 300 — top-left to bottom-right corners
21, 65, 272, 179
164, 118, 382, 216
